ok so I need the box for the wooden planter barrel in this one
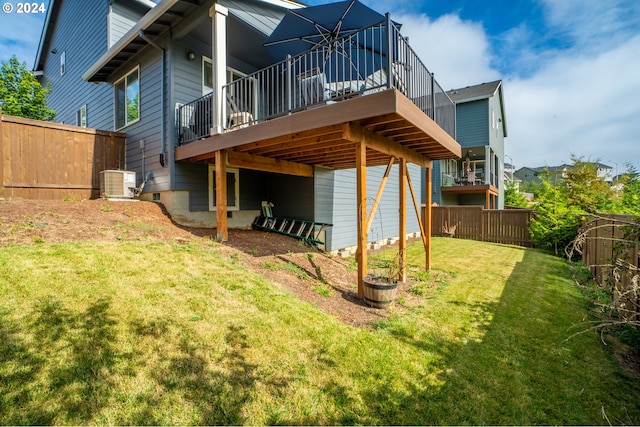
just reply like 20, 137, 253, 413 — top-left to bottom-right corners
362, 275, 399, 309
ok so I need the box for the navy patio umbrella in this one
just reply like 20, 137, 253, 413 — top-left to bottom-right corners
264, 0, 386, 59
263, 0, 400, 83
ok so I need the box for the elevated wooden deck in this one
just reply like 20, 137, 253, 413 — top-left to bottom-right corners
175, 89, 461, 173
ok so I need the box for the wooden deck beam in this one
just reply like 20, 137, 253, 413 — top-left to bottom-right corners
347, 123, 430, 168
227, 150, 313, 177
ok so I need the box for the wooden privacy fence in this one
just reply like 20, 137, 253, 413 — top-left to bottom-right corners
578, 214, 640, 321
426, 205, 534, 247
579, 214, 639, 282
0, 112, 125, 200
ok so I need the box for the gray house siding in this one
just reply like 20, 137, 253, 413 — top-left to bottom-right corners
109, 37, 169, 192
40, 0, 112, 130
108, 2, 148, 48
319, 164, 422, 252
39, 0, 168, 191
456, 100, 489, 148
314, 167, 335, 248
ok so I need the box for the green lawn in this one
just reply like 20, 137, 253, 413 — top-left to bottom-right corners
0, 238, 638, 425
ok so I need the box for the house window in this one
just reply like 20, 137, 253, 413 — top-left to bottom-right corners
208, 165, 239, 211
202, 58, 257, 125
76, 105, 87, 127
491, 109, 495, 130
114, 66, 140, 130
60, 51, 66, 76
203, 56, 213, 95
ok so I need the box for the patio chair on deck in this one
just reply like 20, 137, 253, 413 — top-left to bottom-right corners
196, 96, 214, 137
298, 68, 331, 106
226, 92, 254, 130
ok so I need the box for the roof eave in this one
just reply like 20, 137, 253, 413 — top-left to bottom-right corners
83, 0, 179, 82
33, 0, 57, 71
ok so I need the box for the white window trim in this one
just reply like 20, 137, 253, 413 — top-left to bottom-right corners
203, 59, 253, 91
208, 164, 239, 211
76, 104, 87, 128
203, 56, 213, 95
60, 51, 66, 76
114, 65, 140, 131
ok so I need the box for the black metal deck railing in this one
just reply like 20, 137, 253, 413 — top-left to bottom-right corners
178, 16, 456, 145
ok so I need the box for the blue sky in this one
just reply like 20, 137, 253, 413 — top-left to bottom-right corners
1, 0, 639, 172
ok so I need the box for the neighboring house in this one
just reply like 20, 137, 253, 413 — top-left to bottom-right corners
513, 166, 562, 185
34, 0, 460, 257
595, 163, 614, 182
515, 163, 613, 185
430, 80, 507, 209
503, 162, 521, 188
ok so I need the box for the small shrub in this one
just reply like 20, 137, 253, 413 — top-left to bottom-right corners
261, 261, 278, 271
314, 283, 332, 297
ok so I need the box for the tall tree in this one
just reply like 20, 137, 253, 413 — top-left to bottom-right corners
563, 155, 613, 213
504, 181, 529, 208
617, 163, 640, 215
530, 171, 583, 255
0, 56, 55, 121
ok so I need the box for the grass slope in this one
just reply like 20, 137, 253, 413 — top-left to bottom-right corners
0, 238, 638, 425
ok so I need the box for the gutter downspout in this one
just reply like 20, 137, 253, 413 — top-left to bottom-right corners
139, 29, 167, 168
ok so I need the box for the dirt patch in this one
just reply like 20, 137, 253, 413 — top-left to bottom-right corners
0, 198, 425, 327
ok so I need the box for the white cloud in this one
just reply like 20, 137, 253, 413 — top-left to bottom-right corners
506, 34, 640, 170
379, 2, 640, 171
392, 13, 500, 90
540, 0, 640, 52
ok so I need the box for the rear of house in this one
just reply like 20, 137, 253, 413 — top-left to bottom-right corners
34, 0, 461, 254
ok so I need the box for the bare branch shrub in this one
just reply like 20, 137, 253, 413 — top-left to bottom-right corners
568, 214, 640, 336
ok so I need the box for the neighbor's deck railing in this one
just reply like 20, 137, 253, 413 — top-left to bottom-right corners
178, 16, 456, 144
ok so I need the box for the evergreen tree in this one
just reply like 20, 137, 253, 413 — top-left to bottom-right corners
562, 155, 612, 213
618, 164, 640, 215
504, 181, 528, 208
0, 56, 55, 120
530, 171, 583, 255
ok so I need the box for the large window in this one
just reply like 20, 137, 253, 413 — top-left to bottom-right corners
115, 66, 140, 130
208, 165, 239, 211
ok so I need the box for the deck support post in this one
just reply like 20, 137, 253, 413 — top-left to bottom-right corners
215, 150, 228, 242
425, 165, 432, 270
210, 3, 228, 135
407, 163, 428, 257
356, 138, 367, 299
399, 158, 407, 282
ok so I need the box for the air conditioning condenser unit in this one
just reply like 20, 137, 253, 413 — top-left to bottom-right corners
100, 170, 136, 199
